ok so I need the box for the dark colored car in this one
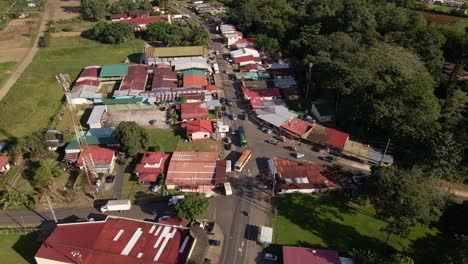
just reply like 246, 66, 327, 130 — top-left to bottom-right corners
105, 175, 115, 183
219, 97, 225, 103
206, 222, 215, 234
208, 239, 221, 246
226, 99, 233, 106
224, 143, 232, 150
319, 156, 335, 162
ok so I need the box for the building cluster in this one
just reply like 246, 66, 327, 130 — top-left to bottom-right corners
191, 0, 225, 15
421, 0, 467, 9
109, 10, 172, 31
213, 19, 394, 167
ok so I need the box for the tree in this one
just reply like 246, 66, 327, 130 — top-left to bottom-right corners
145, 21, 173, 43
33, 158, 64, 189
338, 0, 377, 35
0, 191, 26, 209
114, 121, 149, 156
81, 0, 108, 21
424, 131, 463, 182
367, 166, 448, 244
255, 34, 280, 53
175, 192, 210, 221
93, 22, 135, 44
91, 21, 108, 40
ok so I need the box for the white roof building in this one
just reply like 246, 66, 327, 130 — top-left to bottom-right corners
230, 48, 260, 58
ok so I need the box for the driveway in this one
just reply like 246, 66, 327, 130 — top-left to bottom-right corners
111, 163, 126, 199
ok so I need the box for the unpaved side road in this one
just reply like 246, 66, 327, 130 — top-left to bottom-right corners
0, 1, 50, 101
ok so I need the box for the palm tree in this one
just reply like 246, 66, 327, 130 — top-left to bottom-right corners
0, 191, 26, 209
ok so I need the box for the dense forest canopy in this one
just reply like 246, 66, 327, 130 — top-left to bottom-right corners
224, 0, 468, 183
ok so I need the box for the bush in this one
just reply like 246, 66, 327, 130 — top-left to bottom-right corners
62, 26, 73, 32
92, 22, 135, 44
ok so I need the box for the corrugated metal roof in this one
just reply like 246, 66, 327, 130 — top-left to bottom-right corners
183, 69, 206, 76
103, 98, 143, 105
87, 105, 107, 125
145, 46, 208, 58
99, 64, 129, 77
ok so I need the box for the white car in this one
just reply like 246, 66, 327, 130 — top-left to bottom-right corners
295, 153, 305, 158
264, 253, 278, 261
231, 129, 236, 135
150, 185, 161, 193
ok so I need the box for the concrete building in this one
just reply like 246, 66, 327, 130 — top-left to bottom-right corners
87, 105, 107, 129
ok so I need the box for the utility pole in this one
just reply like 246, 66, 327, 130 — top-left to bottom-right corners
305, 62, 313, 100
44, 192, 58, 223
380, 138, 391, 166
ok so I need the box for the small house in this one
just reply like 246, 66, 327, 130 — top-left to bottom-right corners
134, 152, 171, 183
0, 156, 10, 177
87, 105, 107, 129
182, 120, 213, 141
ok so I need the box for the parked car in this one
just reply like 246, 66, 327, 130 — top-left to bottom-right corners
149, 119, 157, 125
276, 135, 286, 141
105, 175, 115, 183
260, 126, 272, 134
319, 156, 335, 162
267, 139, 278, 145
295, 153, 305, 158
311, 145, 322, 152
226, 99, 233, 106
224, 143, 232, 150
219, 97, 225, 103
224, 137, 232, 144
232, 114, 237, 120
264, 253, 278, 261
206, 222, 215, 234
158, 215, 170, 222
208, 239, 221, 246
150, 185, 161, 193
231, 129, 236, 135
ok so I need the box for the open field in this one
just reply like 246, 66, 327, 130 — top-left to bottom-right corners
0, 18, 40, 63
176, 140, 220, 152
0, 61, 16, 86
148, 130, 183, 152
273, 193, 439, 257
0, 231, 40, 264
48, 0, 81, 20
103, 109, 170, 130
0, 36, 143, 140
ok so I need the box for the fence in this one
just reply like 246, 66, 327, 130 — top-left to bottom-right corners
0, 227, 38, 235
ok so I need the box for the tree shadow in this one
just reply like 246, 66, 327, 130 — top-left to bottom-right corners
127, 52, 144, 64
12, 231, 41, 264
275, 193, 390, 257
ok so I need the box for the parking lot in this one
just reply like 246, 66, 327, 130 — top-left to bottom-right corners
102, 108, 170, 129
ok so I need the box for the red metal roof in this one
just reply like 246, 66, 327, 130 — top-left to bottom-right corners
77, 146, 115, 167
283, 246, 341, 264
120, 16, 169, 26
35, 216, 193, 264
111, 13, 129, 20
128, 10, 150, 18
233, 55, 255, 64
281, 118, 314, 138
275, 158, 339, 191
152, 70, 178, 89
0, 156, 8, 169
183, 75, 206, 88
79, 66, 101, 80
180, 103, 209, 120
205, 84, 217, 91
134, 152, 171, 182
242, 87, 280, 100
182, 120, 213, 135
166, 152, 221, 186
306, 125, 349, 150
120, 64, 148, 91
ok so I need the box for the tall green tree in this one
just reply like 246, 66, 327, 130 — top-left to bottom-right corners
367, 166, 448, 244
93, 22, 135, 44
0, 191, 27, 209
424, 131, 463, 182
114, 121, 149, 156
33, 158, 64, 189
254, 34, 280, 53
175, 193, 209, 221
81, 0, 108, 21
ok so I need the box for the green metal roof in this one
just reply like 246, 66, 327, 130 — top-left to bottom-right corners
99, 64, 129, 77
145, 46, 208, 58
103, 98, 143, 105
183, 69, 206, 76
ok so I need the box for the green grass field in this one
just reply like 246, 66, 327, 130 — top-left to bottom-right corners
0, 232, 40, 263
148, 130, 182, 152
0, 61, 16, 86
0, 37, 143, 140
273, 193, 439, 257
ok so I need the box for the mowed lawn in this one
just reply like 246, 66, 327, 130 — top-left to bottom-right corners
148, 130, 183, 152
273, 193, 439, 256
0, 36, 143, 140
0, 232, 41, 263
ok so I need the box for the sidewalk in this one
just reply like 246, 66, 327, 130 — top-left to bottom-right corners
205, 224, 225, 264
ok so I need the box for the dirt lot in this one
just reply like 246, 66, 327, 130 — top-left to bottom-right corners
102, 109, 171, 130
48, 0, 81, 20
0, 18, 39, 63
421, 11, 461, 24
